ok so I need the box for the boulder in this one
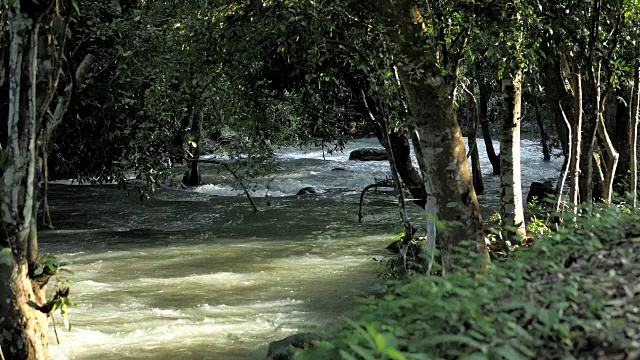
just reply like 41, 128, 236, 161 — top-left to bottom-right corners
348, 148, 387, 161
296, 187, 319, 196
266, 333, 323, 360
526, 180, 556, 205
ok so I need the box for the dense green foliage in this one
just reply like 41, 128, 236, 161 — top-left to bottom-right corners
303, 204, 640, 359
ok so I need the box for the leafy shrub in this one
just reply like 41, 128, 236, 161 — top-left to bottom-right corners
300, 205, 640, 359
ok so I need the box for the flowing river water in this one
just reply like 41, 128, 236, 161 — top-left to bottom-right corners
43, 138, 562, 359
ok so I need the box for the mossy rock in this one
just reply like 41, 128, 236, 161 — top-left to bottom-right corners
348, 148, 387, 161
266, 333, 323, 360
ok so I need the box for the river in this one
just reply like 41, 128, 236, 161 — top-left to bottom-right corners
43, 138, 562, 359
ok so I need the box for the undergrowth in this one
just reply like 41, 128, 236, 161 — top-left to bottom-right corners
299, 204, 640, 359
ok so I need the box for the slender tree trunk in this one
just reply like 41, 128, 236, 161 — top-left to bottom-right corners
555, 106, 572, 212
479, 83, 500, 175
361, 90, 415, 275
579, 70, 602, 211
568, 64, 583, 210
368, 93, 426, 208
614, 93, 630, 177
630, 58, 640, 207
542, 57, 570, 157
533, 96, 551, 161
500, 71, 526, 242
579, 2, 604, 211
597, 114, 619, 204
464, 82, 484, 194
1, 8, 50, 359
471, 143, 484, 195
183, 106, 203, 186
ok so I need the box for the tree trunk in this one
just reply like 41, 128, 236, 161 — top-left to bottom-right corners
471, 142, 484, 195
533, 96, 551, 161
500, 71, 526, 242
542, 57, 570, 157
404, 80, 488, 269
555, 106, 572, 212
479, 83, 500, 175
579, 71, 602, 210
369, 93, 426, 208
567, 61, 583, 210
183, 106, 203, 186
464, 81, 484, 195
386, 0, 489, 271
1, 8, 50, 359
597, 114, 619, 204
630, 58, 640, 207
579, 3, 604, 212
614, 93, 630, 177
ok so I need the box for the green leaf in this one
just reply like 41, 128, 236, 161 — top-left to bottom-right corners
373, 332, 386, 350
72, 0, 80, 15
47, 264, 57, 273
63, 297, 78, 307
347, 344, 374, 359
338, 349, 358, 360
383, 348, 407, 360
492, 345, 527, 360
33, 266, 44, 276
460, 352, 488, 360
50, 300, 60, 315
420, 335, 482, 348
53, 16, 65, 35
537, 309, 558, 326
0, 248, 12, 266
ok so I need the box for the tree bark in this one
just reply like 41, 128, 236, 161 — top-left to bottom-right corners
463, 82, 484, 195
533, 96, 551, 161
555, 104, 572, 212
182, 106, 203, 186
479, 82, 500, 175
500, 71, 526, 242
566, 59, 583, 210
404, 80, 487, 269
370, 106, 426, 208
579, 0, 604, 211
597, 114, 619, 204
542, 57, 570, 157
471, 142, 484, 195
1, 8, 50, 359
614, 93, 630, 177
579, 73, 601, 210
630, 57, 640, 207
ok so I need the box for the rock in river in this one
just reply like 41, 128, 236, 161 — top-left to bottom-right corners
348, 148, 387, 161
296, 187, 320, 195
526, 180, 556, 205
266, 333, 323, 360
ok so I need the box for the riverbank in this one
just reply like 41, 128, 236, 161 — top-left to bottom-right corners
299, 203, 640, 359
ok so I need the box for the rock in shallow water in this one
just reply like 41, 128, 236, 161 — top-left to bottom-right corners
526, 180, 556, 205
266, 333, 323, 360
296, 187, 320, 195
348, 148, 387, 161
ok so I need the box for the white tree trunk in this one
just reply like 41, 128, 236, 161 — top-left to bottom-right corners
500, 71, 526, 243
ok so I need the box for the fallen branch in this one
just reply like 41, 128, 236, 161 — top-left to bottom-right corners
188, 159, 258, 212
358, 180, 395, 223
